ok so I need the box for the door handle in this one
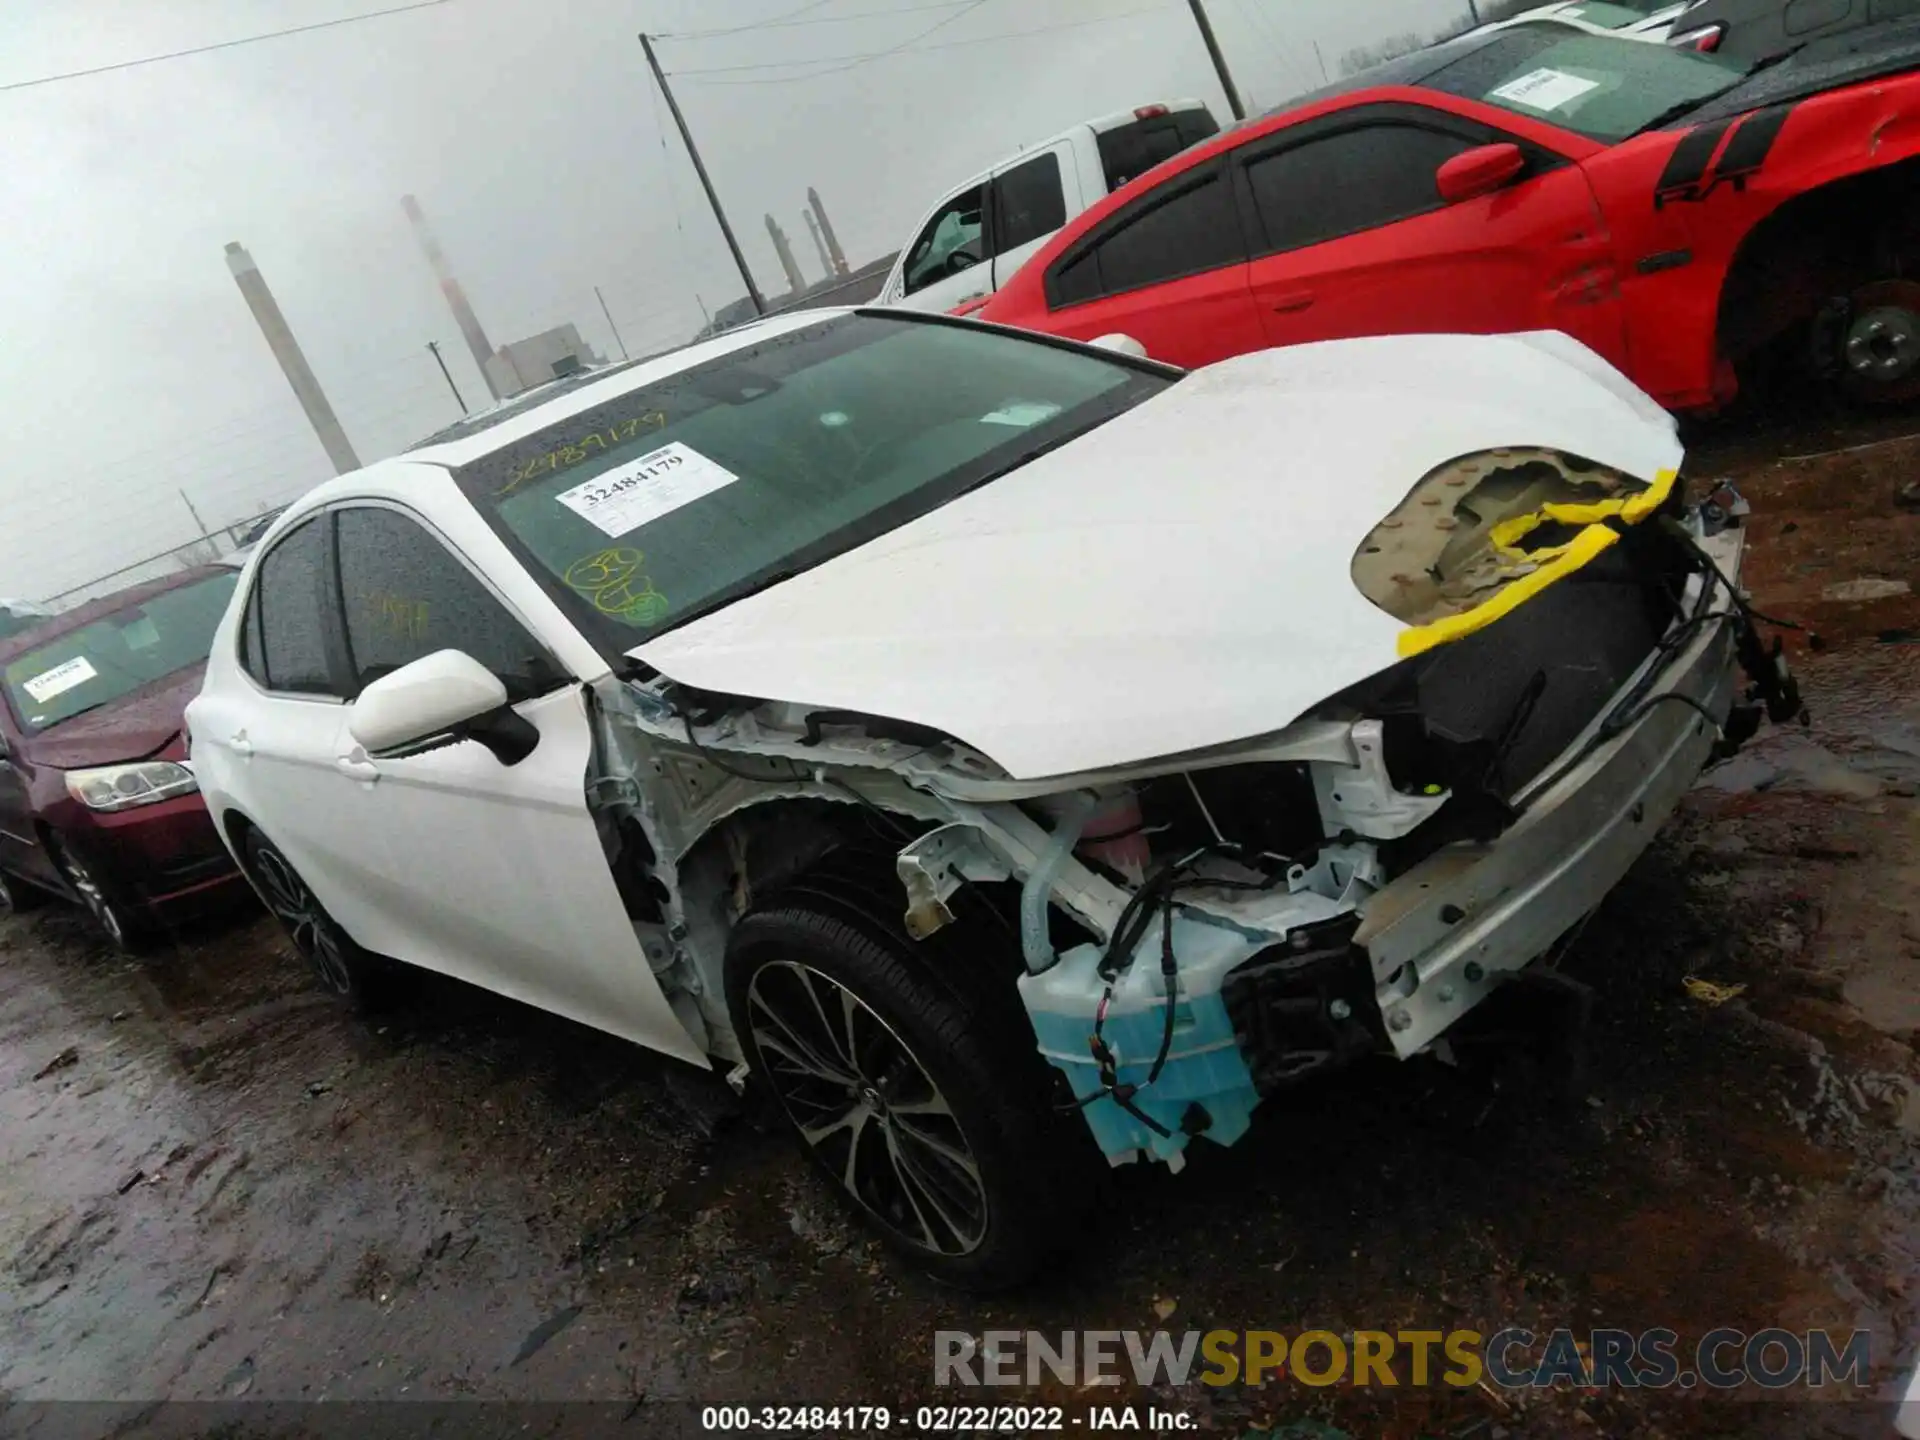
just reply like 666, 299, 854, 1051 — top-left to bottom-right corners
1269, 291, 1316, 314
229, 732, 254, 758
334, 755, 381, 784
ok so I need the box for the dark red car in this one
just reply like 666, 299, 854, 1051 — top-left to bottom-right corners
978, 19, 1920, 411
0, 566, 250, 948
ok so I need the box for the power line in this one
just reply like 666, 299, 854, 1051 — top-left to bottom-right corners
657, 0, 837, 40
0, 0, 453, 95
660, 0, 977, 39
667, 0, 989, 77
674, 4, 1176, 83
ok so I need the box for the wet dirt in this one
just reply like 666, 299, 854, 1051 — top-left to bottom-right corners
4, 409, 1920, 1439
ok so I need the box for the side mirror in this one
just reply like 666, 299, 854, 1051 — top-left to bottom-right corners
348, 649, 539, 766
1088, 333, 1149, 359
1436, 143, 1526, 205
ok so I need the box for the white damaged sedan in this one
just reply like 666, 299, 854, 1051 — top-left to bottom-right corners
188, 309, 1796, 1287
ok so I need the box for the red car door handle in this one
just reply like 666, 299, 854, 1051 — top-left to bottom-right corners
1270, 291, 1316, 314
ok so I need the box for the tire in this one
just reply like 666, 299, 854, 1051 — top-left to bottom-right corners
725, 901, 1090, 1291
1837, 279, 1920, 405
0, 866, 44, 918
241, 829, 387, 1010
45, 834, 146, 954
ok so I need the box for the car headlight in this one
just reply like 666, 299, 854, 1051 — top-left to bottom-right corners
64, 761, 198, 812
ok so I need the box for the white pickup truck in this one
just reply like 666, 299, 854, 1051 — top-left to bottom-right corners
877, 100, 1221, 314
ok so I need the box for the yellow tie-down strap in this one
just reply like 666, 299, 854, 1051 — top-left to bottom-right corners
1397, 467, 1679, 660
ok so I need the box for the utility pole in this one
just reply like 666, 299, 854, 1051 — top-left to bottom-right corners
1184, 0, 1246, 121
1312, 38, 1329, 83
595, 286, 630, 361
427, 340, 468, 415
1466, 0, 1482, 23
179, 490, 210, 538
639, 33, 766, 317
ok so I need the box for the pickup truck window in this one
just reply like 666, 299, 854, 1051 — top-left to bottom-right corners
903, 184, 986, 296
992, 153, 1067, 253
1097, 108, 1221, 190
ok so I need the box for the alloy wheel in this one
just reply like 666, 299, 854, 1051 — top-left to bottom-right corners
1841, 280, 1920, 403
251, 844, 353, 995
52, 840, 126, 947
747, 959, 989, 1257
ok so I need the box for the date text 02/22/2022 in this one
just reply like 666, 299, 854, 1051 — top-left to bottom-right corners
698, 1404, 1196, 1432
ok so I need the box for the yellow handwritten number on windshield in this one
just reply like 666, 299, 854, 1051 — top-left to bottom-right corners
564, 548, 669, 625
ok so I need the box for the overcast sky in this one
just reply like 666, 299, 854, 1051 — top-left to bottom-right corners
0, 0, 1469, 603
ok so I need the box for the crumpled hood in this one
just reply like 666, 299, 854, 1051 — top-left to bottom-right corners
22, 664, 203, 770
635, 332, 1683, 781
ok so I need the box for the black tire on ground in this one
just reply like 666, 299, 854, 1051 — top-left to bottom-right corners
0, 866, 45, 918
44, 833, 147, 954
725, 902, 1092, 1291
1838, 278, 1920, 405
241, 828, 389, 1010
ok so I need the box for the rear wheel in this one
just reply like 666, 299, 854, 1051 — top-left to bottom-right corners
1838, 279, 1920, 405
45, 834, 144, 953
242, 830, 386, 1008
726, 902, 1089, 1290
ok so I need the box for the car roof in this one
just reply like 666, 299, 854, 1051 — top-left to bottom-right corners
0, 565, 235, 669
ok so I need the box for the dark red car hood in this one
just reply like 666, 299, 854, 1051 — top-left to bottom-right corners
19, 664, 203, 770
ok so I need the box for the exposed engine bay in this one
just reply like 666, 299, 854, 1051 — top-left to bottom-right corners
580, 453, 1800, 1171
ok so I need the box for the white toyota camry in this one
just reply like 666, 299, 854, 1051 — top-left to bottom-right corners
188, 308, 1795, 1287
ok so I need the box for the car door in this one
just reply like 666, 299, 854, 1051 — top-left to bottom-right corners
1034, 158, 1267, 368
1235, 104, 1628, 367
987, 146, 1080, 293
0, 710, 51, 889
195, 516, 397, 943
327, 501, 702, 1062
893, 181, 995, 313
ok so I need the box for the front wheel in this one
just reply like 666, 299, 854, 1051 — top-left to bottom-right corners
45, 834, 144, 953
242, 829, 387, 1009
726, 904, 1087, 1290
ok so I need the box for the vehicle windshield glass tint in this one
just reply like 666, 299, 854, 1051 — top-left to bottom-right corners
1, 571, 238, 732
1422, 28, 1747, 138
452, 313, 1166, 656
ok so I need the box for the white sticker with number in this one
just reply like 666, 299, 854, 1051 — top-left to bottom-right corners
554, 442, 740, 538
21, 656, 97, 702
1490, 68, 1600, 112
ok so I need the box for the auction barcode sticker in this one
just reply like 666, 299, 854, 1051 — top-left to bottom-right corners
1489, 68, 1599, 113
554, 442, 740, 537
21, 655, 98, 702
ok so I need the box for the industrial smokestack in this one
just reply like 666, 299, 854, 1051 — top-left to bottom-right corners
765, 214, 805, 295
803, 210, 833, 279
401, 194, 502, 402
808, 187, 849, 277
224, 242, 360, 476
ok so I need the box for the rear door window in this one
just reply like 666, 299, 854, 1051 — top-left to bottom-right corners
333, 505, 561, 702
252, 519, 337, 696
1045, 163, 1243, 307
991, 153, 1068, 253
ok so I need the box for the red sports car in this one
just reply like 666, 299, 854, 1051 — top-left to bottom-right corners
977, 19, 1920, 411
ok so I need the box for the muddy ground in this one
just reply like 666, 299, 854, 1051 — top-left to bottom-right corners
4, 401, 1920, 1440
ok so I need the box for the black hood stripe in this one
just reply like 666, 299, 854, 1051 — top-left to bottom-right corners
1715, 102, 1794, 180
1654, 119, 1734, 205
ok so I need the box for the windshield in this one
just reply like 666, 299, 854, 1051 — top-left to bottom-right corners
1, 571, 238, 733
452, 313, 1168, 657
1423, 27, 1748, 139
